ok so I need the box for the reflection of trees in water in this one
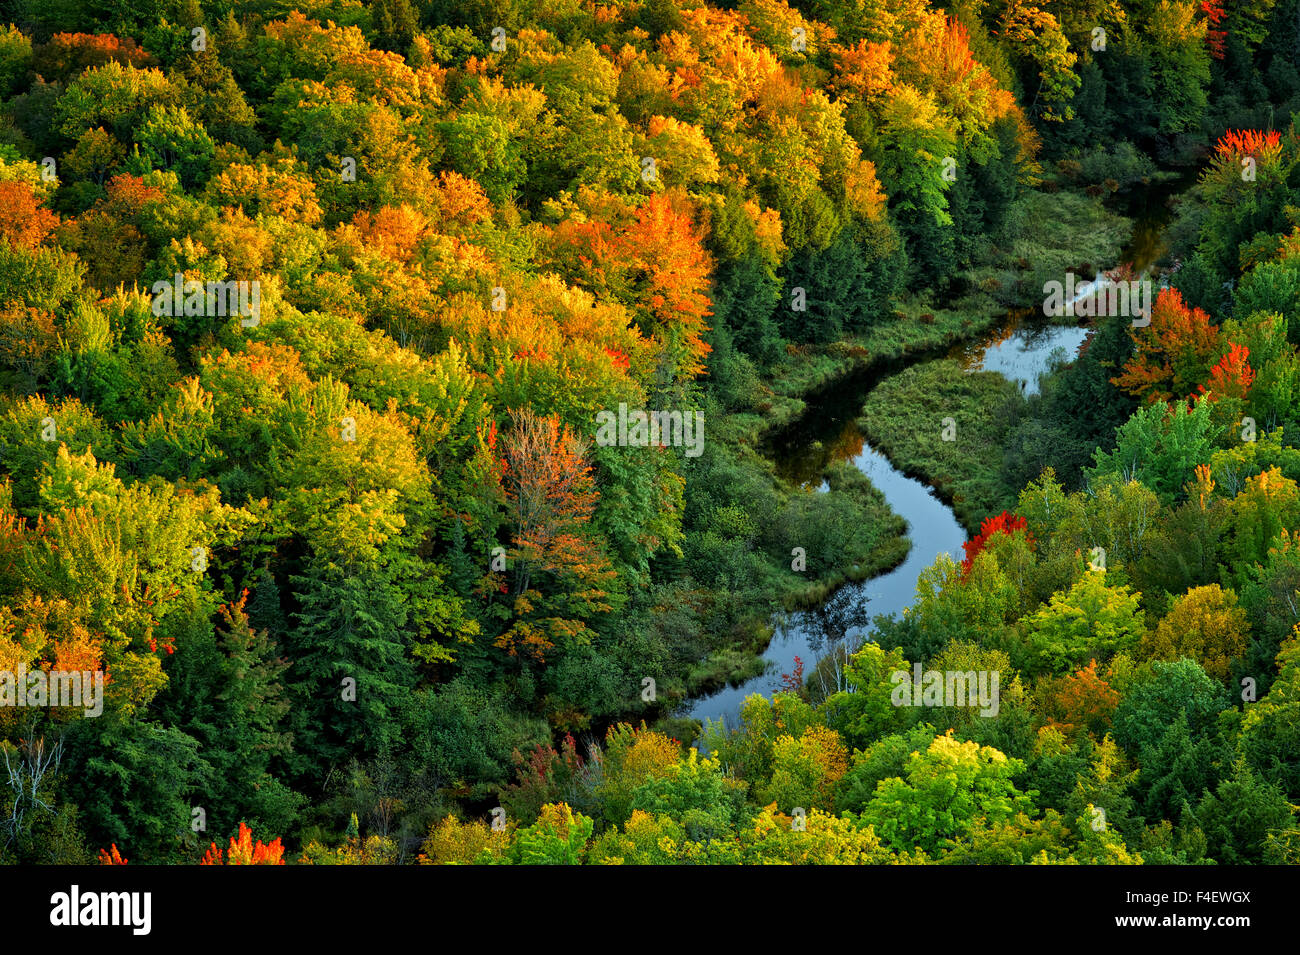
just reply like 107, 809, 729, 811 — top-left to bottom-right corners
775, 415, 866, 488
779, 586, 874, 700
950, 309, 1030, 369
824, 420, 865, 469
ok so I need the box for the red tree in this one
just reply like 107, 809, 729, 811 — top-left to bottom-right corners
493, 409, 616, 660
200, 822, 285, 865
961, 511, 1029, 575
1199, 343, 1255, 403
779, 655, 805, 693
1198, 1, 1227, 59
1216, 128, 1282, 159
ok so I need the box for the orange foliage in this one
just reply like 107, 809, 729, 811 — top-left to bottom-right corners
625, 192, 713, 375
350, 204, 428, 262
1215, 128, 1282, 158
57, 173, 167, 288
97, 844, 128, 865
547, 191, 713, 379
48, 627, 103, 678
102, 172, 165, 214
495, 409, 615, 660
33, 32, 153, 80
1041, 660, 1120, 737
1112, 288, 1221, 402
200, 822, 285, 865
831, 40, 895, 101
918, 16, 1015, 121
0, 182, 60, 250
430, 171, 492, 231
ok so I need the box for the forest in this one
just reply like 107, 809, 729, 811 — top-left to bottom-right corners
0, 0, 1297, 866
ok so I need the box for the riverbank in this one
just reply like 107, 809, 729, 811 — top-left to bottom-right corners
857, 359, 1027, 536
676, 188, 1136, 732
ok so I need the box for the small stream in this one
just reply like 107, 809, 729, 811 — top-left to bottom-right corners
686, 318, 1087, 731
686, 172, 1191, 732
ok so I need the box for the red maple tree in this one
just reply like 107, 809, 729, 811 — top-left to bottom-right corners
961, 511, 1030, 575
97, 843, 128, 865
1216, 128, 1282, 158
779, 656, 806, 694
1199, 0, 1227, 59
1199, 343, 1255, 403
200, 822, 285, 865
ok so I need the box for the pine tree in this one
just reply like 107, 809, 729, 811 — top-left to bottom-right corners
287, 556, 417, 779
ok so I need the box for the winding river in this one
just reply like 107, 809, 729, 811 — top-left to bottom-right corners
687, 173, 1189, 732
686, 320, 1086, 731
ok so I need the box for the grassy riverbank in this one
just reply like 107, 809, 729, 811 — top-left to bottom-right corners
857, 360, 1028, 535
965, 190, 1134, 309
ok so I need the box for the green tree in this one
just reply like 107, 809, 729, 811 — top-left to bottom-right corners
1112, 659, 1227, 757
859, 732, 1034, 855
1023, 572, 1146, 675
1087, 397, 1222, 504
760, 725, 849, 812
630, 750, 748, 844
1240, 627, 1300, 800
822, 643, 916, 749
1192, 757, 1296, 864
501, 802, 594, 865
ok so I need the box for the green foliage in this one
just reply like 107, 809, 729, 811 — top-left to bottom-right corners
858, 732, 1034, 855
1023, 572, 1145, 675
837, 723, 939, 814
1111, 659, 1228, 757
629, 750, 749, 844
1087, 396, 1222, 503
1192, 757, 1298, 864
501, 803, 594, 865
64, 718, 211, 863
822, 643, 916, 749
0, 0, 1294, 867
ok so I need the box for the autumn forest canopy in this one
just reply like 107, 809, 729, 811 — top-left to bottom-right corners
0, 0, 1299, 868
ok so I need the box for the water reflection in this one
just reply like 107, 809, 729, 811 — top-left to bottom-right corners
948, 316, 1091, 396
1118, 169, 1197, 275
688, 319, 1087, 731
689, 440, 966, 731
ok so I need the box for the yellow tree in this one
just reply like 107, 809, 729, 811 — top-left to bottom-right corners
760, 725, 850, 812
1141, 584, 1250, 679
